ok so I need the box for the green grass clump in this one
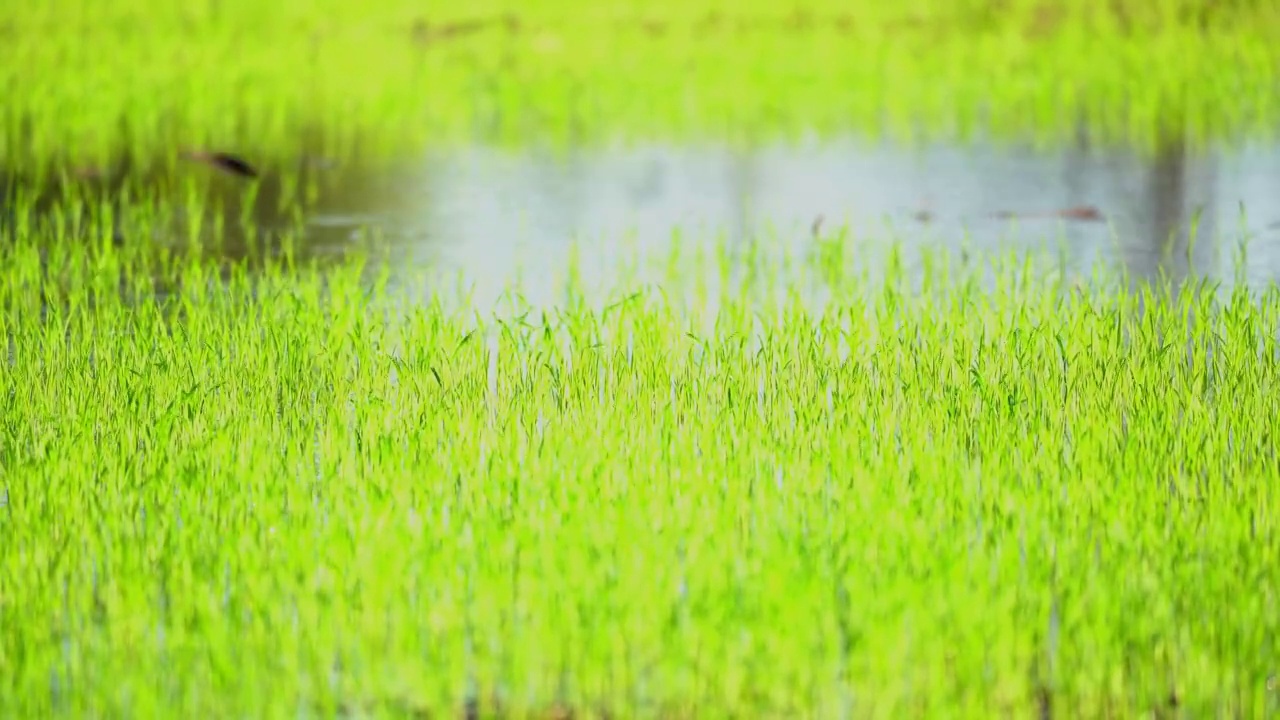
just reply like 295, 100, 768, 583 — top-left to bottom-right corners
0, 217, 1277, 717
2, 0, 1278, 177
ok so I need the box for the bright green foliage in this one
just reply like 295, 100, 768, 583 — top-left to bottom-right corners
1, 0, 1278, 176
1, 212, 1277, 717
2, 2, 1279, 716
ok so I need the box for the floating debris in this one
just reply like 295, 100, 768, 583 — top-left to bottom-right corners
180, 150, 259, 179
992, 205, 1105, 222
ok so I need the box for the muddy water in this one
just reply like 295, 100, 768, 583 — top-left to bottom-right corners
258, 135, 1280, 310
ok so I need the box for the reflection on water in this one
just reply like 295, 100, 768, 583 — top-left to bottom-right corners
12, 135, 1280, 310
265, 135, 1280, 309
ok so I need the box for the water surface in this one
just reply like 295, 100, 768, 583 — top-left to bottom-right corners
12, 135, 1280, 311
263, 134, 1280, 309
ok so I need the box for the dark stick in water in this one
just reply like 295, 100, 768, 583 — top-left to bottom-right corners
180, 150, 259, 179
992, 206, 1105, 222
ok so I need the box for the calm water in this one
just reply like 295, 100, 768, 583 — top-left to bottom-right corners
263, 135, 1280, 309
15, 134, 1280, 311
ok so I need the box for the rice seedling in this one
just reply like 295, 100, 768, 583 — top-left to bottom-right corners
0, 204, 1277, 717
1, 0, 1277, 177
2, 1, 1278, 716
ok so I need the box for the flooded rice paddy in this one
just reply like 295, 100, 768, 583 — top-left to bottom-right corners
6, 5, 1280, 714
135, 133, 1280, 310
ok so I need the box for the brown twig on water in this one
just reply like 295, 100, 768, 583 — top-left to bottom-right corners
992, 205, 1105, 223
180, 150, 259, 179
1057, 205, 1105, 221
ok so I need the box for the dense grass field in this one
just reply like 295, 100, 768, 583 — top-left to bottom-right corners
4, 0, 1280, 717
2, 0, 1279, 178
1, 228, 1279, 717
